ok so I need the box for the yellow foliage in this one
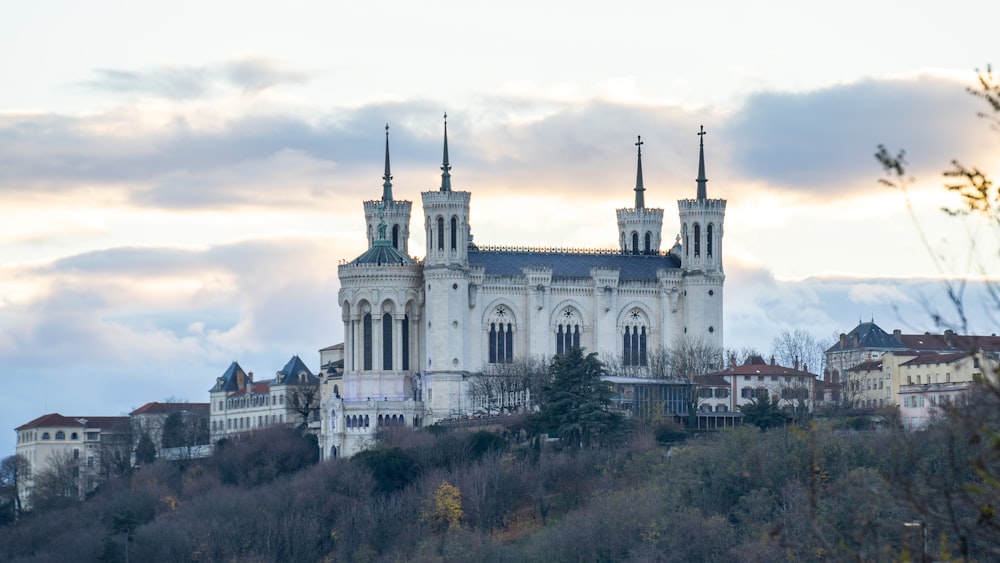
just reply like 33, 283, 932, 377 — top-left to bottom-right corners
422, 480, 463, 531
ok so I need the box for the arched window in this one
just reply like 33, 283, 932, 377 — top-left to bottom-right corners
682, 224, 689, 256
694, 224, 701, 257
622, 308, 648, 367
556, 307, 581, 356
42, 432, 50, 440
631, 232, 639, 255
437, 217, 445, 251
55, 431, 65, 440
364, 415, 370, 427
383, 312, 393, 370
401, 315, 410, 371
644, 232, 652, 254
392, 224, 400, 249
707, 224, 714, 257
330, 410, 336, 429
487, 306, 514, 364
450, 216, 458, 251
363, 313, 373, 370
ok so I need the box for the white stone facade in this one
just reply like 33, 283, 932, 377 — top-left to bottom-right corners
321, 120, 726, 458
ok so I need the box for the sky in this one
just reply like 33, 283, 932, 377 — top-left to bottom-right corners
2, 1, 999, 457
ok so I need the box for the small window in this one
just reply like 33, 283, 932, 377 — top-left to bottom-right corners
71, 432, 78, 440
55, 431, 65, 440
42, 432, 51, 440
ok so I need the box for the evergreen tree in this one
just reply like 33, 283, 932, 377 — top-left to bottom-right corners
739, 394, 787, 430
534, 348, 625, 449
134, 431, 157, 465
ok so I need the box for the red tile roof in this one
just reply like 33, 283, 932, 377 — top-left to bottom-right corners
16, 413, 129, 431
130, 402, 210, 416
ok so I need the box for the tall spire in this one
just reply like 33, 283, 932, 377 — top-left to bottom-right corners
440, 112, 452, 192
696, 125, 708, 200
382, 124, 393, 202
634, 135, 645, 209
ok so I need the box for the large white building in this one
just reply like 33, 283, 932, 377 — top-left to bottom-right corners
321, 118, 726, 458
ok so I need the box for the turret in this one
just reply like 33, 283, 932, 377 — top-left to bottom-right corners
616, 135, 664, 254
363, 124, 413, 253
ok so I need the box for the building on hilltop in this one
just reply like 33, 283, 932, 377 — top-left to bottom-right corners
14, 414, 130, 508
209, 355, 321, 441
699, 355, 838, 416
321, 118, 727, 458
826, 320, 1000, 411
130, 402, 209, 460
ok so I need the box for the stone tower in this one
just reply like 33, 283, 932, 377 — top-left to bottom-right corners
617, 135, 664, 255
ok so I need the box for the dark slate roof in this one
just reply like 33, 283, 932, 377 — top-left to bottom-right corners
276, 355, 318, 384
349, 240, 415, 266
213, 361, 249, 392
468, 248, 680, 280
826, 321, 907, 353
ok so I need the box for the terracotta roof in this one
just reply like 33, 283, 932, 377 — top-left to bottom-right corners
130, 402, 210, 416
847, 359, 884, 373
229, 381, 271, 397
16, 413, 129, 431
708, 363, 818, 378
695, 374, 730, 386
899, 333, 1000, 353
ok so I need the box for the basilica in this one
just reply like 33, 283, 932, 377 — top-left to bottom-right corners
320, 117, 726, 458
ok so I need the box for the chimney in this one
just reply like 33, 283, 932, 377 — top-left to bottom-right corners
832, 369, 839, 385
803, 362, 808, 373
793, 356, 799, 371
823, 368, 830, 383
770, 355, 775, 366
839, 333, 846, 349
853, 333, 860, 347
893, 329, 902, 340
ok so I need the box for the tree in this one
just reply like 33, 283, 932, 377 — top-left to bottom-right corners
134, 431, 157, 466
30, 450, 80, 511
0, 454, 29, 522
423, 480, 463, 532
533, 348, 625, 449
739, 394, 786, 430
470, 355, 548, 414
770, 328, 827, 374
667, 336, 724, 429
286, 385, 320, 431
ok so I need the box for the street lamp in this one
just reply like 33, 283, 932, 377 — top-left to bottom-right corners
903, 521, 927, 563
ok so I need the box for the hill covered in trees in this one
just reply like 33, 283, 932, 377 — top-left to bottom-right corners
2, 391, 999, 563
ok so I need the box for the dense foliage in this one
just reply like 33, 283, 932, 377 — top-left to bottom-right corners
2, 392, 1000, 562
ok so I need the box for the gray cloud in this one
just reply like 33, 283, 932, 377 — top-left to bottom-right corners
0, 75, 994, 211
86, 58, 310, 100
728, 75, 993, 194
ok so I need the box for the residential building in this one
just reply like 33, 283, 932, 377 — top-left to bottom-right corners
209, 355, 321, 441
13, 414, 129, 507
130, 402, 210, 458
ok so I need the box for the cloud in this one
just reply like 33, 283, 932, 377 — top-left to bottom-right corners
86, 58, 310, 99
848, 283, 915, 305
727, 74, 993, 196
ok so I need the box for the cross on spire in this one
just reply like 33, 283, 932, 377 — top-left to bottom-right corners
634, 135, 645, 209
440, 112, 452, 192
696, 125, 708, 200
382, 123, 393, 202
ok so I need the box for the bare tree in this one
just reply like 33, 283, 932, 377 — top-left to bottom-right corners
30, 450, 80, 511
0, 454, 30, 521
470, 355, 549, 414
770, 329, 827, 373
287, 385, 321, 431
667, 336, 724, 429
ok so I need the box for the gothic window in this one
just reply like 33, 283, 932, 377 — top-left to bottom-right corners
437, 217, 445, 251
694, 224, 701, 257
644, 232, 652, 254
623, 308, 648, 367
631, 232, 639, 255
450, 216, 458, 251
363, 313, 373, 371
488, 306, 514, 363
402, 315, 410, 371
556, 307, 581, 356
383, 313, 393, 370
682, 224, 689, 256
392, 224, 400, 249
707, 224, 713, 257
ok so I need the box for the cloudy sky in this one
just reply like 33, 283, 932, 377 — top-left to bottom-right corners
2, 1, 999, 456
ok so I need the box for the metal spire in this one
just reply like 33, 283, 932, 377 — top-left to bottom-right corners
696, 125, 708, 200
634, 135, 645, 209
382, 124, 393, 202
440, 113, 452, 192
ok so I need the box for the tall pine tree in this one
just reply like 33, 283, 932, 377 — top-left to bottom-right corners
534, 348, 625, 449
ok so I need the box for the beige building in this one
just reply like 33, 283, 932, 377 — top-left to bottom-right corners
845, 350, 995, 409
14, 414, 129, 507
699, 355, 835, 414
